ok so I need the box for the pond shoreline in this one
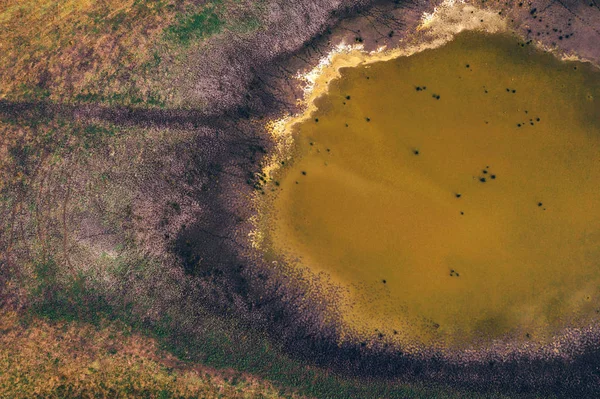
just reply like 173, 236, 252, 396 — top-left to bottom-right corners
211, 0, 600, 395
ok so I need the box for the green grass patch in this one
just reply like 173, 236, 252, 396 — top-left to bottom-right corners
30, 257, 115, 325
166, 5, 224, 45
231, 15, 262, 34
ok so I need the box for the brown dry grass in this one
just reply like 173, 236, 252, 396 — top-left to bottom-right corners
0, 0, 174, 105
0, 311, 302, 398
0, 0, 268, 107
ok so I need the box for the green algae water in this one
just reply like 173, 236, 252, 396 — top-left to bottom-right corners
261, 32, 600, 348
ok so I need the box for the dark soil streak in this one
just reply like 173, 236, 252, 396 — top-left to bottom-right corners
0, 99, 228, 131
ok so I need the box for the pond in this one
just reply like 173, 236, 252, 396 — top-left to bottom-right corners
258, 31, 600, 349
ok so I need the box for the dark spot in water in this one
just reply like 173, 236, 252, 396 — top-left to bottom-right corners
301, 171, 307, 176
480, 177, 487, 183
483, 170, 488, 174
326, 148, 330, 152
538, 202, 543, 207
315, 118, 319, 123
346, 95, 351, 100
460, 211, 464, 215
393, 330, 398, 335
309, 142, 314, 146
455, 193, 462, 198
432, 94, 441, 100
536, 117, 541, 122
413, 149, 420, 155
512, 89, 516, 93
388, 30, 394, 38
517, 123, 522, 127
466, 64, 470, 68
490, 174, 496, 179
345, 123, 349, 127
382, 279, 387, 284
366, 117, 371, 122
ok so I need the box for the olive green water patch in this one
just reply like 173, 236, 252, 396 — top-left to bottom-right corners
261, 32, 600, 348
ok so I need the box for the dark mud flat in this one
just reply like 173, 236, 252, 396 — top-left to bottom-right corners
1, 0, 600, 398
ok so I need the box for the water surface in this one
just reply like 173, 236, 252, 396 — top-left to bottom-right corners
262, 32, 600, 347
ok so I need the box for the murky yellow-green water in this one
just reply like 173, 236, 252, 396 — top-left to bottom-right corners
261, 32, 600, 347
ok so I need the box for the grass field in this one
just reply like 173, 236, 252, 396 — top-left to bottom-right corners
0, 0, 595, 397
